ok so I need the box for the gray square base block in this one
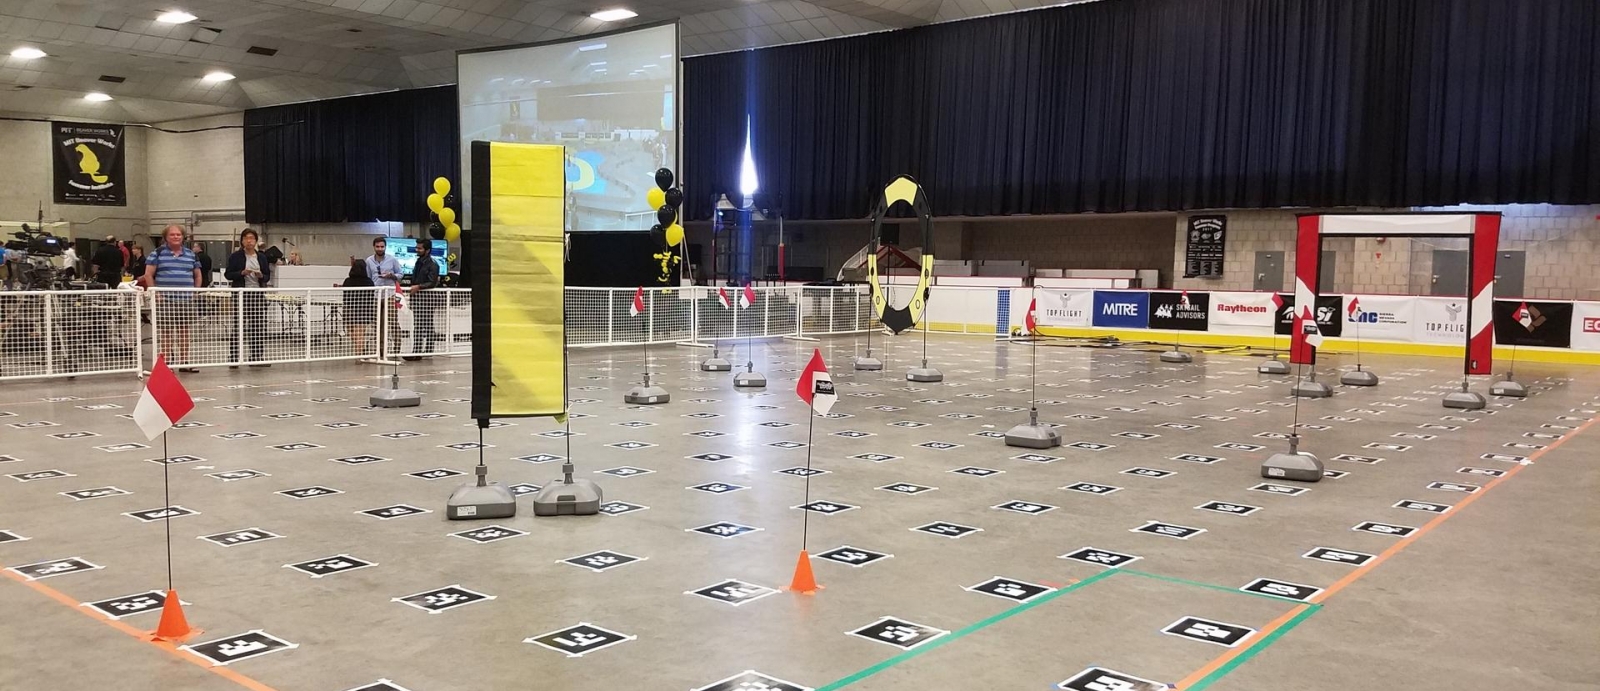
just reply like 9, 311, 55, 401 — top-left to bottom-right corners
1490, 380, 1529, 398
370, 388, 422, 408
1442, 390, 1487, 409
906, 367, 944, 383
624, 385, 670, 405
700, 358, 732, 372
532, 478, 603, 517
1261, 451, 1323, 482
854, 356, 883, 371
1159, 350, 1193, 363
1340, 369, 1380, 387
1291, 380, 1333, 398
733, 371, 767, 388
1258, 359, 1290, 375
446, 483, 517, 520
1004, 423, 1061, 449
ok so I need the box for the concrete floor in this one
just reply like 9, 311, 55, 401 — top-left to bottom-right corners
1, 334, 1595, 691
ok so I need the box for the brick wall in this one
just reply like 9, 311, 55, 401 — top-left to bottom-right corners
968, 215, 1176, 281
0, 115, 149, 241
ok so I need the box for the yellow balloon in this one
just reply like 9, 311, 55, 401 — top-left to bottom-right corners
444, 223, 461, 242
433, 177, 451, 196
438, 207, 456, 226
646, 187, 666, 210
665, 223, 684, 247
427, 194, 444, 213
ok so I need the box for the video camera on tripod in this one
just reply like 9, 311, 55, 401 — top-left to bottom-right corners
3, 224, 71, 290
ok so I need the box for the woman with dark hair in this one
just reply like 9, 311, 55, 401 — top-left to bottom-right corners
340, 258, 375, 353
128, 245, 146, 286
224, 228, 273, 367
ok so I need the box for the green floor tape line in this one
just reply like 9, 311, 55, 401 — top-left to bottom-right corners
814, 568, 1121, 690
1118, 569, 1310, 604
1185, 604, 1320, 691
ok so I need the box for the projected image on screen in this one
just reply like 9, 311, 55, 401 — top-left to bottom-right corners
458, 23, 678, 232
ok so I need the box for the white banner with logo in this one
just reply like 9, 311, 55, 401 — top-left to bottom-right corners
1037, 289, 1093, 327
1413, 297, 1471, 344
1208, 291, 1277, 333
1342, 294, 1415, 342
1572, 301, 1600, 351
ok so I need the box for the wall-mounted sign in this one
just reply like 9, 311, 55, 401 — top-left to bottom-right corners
52, 121, 126, 206
1183, 215, 1226, 278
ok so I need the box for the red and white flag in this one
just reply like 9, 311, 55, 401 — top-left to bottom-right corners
1179, 290, 1191, 307
717, 286, 732, 309
795, 348, 836, 415
134, 355, 195, 441
1024, 298, 1038, 334
629, 287, 645, 317
739, 283, 756, 309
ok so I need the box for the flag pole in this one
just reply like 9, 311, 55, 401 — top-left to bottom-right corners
162, 432, 173, 591
801, 399, 815, 551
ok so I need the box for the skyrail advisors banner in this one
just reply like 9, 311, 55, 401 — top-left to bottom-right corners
1037, 289, 1093, 327
471, 141, 567, 419
52, 121, 126, 206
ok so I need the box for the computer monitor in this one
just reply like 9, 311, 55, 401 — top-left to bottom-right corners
387, 238, 449, 277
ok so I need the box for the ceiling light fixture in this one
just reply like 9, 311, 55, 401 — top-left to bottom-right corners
589, 9, 637, 21
202, 71, 234, 82
157, 10, 197, 24
10, 47, 46, 60
84, 92, 113, 102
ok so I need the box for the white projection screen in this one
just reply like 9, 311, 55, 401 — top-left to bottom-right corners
457, 22, 679, 231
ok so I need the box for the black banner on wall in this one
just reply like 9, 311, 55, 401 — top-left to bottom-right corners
1149, 291, 1210, 331
52, 121, 126, 206
1275, 294, 1344, 338
1183, 215, 1226, 278
1492, 300, 1571, 348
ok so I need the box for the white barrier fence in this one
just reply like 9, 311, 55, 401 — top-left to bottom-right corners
0, 285, 874, 381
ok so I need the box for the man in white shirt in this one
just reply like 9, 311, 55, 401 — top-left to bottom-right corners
365, 237, 402, 353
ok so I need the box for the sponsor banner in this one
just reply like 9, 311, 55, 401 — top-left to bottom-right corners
1092, 291, 1149, 329
1148, 291, 1210, 331
1414, 297, 1469, 344
1037, 289, 1093, 327
1342, 295, 1414, 341
1573, 302, 1600, 351
1209, 292, 1277, 331
1275, 294, 1343, 338
53, 121, 127, 206
1493, 300, 1571, 348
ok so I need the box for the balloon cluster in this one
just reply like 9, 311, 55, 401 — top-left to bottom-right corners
426, 177, 461, 243
647, 168, 685, 248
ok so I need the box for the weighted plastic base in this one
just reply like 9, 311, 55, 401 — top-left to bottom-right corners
700, 358, 731, 372
854, 356, 883, 371
1004, 423, 1061, 449
906, 367, 943, 383
1442, 390, 1487, 410
624, 385, 670, 405
1291, 380, 1333, 398
1159, 350, 1193, 363
531, 478, 603, 517
1490, 380, 1528, 398
1340, 369, 1379, 387
1258, 359, 1290, 375
369, 388, 422, 408
733, 371, 767, 388
1261, 451, 1324, 482
446, 483, 517, 520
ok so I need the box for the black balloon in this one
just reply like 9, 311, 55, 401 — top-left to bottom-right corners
664, 187, 683, 208
650, 223, 665, 246
656, 205, 677, 227
427, 222, 445, 240
654, 168, 674, 190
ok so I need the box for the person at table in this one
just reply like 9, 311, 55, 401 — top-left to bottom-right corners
405, 238, 441, 359
143, 225, 202, 373
365, 237, 402, 353
91, 236, 123, 288
224, 229, 273, 368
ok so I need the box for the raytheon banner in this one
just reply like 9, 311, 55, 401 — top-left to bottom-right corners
1209, 292, 1277, 331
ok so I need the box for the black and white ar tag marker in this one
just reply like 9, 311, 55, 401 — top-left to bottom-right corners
61, 486, 129, 501
8, 557, 102, 580
1122, 467, 1173, 478
452, 525, 527, 544
687, 579, 778, 607
848, 617, 947, 650
1132, 521, 1206, 539
767, 441, 807, 449
344, 681, 416, 691
285, 555, 375, 578
525, 624, 633, 658
1066, 442, 1114, 451
817, 546, 892, 567
407, 468, 464, 480
795, 501, 857, 515
966, 577, 1052, 602
207, 469, 268, 482
912, 522, 981, 539
692, 671, 809, 691
1172, 454, 1222, 464
358, 504, 431, 520
994, 500, 1057, 515
1303, 547, 1374, 566
877, 482, 936, 495
1393, 499, 1451, 513
393, 585, 493, 613
1332, 454, 1383, 464
598, 501, 649, 516
1161, 617, 1256, 647
688, 522, 762, 539
1352, 521, 1416, 537
332, 454, 389, 465
1240, 578, 1323, 602
124, 506, 198, 522
1056, 667, 1165, 691
688, 482, 748, 495
182, 630, 297, 665
851, 453, 899, 462
560, 551, 642, 573
776, 467, 828, 477
1059, 547, 1141, 568
597, 466, 654, 478
83, 590, 181, 619
1215, 442, 1263, 451
1250, 483, 1309, 496
687, 452, 734, 462
277, 486, 342, 499
200, 528, 281, 547
0, 530, 27, 544
1457, 467, 1506, 478
1426, 481, 1480, 494
950, 466, 1003, 477
1195, 501, 1260, 516
8, 469, 74, 482
1062, 482, 1121, 496
507, 483, 542, 496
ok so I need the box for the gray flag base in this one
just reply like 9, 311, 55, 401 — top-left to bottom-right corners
701, 345, 732, 372
532, 462, 602, 516
1340, 368, 1379, 386
1261, 434, 1323, 482
370, 372, 422, 408
1258, 357, 1290, 375
906, 358, 943, 382
447, 464, 517, 520
854, 347, 883, 371
1291, 370, 1333, 398
1490, 375, 1528, 398
624, 370, 670, 404
1159, 349, 1192, 363
733, 361, 767, 388
1442, 380, 1487, 409
1005, 409, 1061, 449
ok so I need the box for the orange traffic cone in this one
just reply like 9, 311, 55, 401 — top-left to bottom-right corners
152, 590, 193, 641
787, 550, 822, 594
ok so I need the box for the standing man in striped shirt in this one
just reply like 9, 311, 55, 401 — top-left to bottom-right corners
144, 225, 203, 373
